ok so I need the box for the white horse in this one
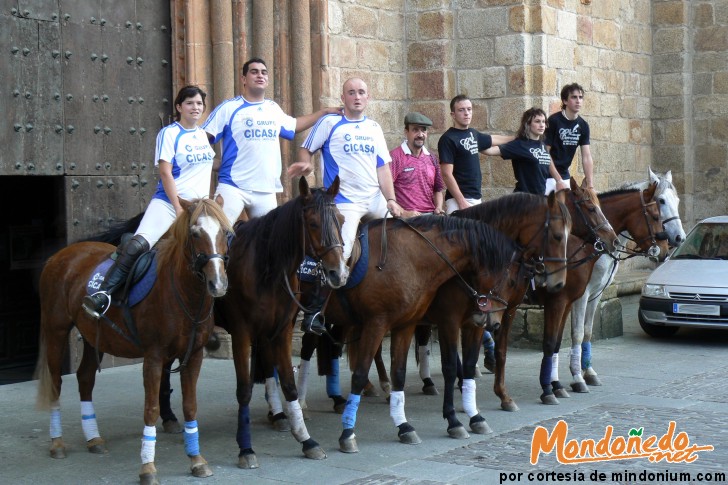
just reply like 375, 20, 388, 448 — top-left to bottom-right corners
567, 167, 686, 392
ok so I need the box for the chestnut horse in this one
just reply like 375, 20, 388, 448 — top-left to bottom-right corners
35, 197, 232, 485
218, 177, 349, 469
328, 215, 524, 453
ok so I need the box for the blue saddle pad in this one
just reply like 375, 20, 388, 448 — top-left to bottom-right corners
296, 224, 370, 290
86, 254, 157, 307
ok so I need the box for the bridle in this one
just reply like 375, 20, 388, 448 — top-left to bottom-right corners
301, 200, 344, 280
522, 202, 569, 278
189, 231, 230, 279
569, 190, 609, 254
614, 188, 666, 261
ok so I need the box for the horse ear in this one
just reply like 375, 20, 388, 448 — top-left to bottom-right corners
178, 197, 192, 211
643, 181, 657, 200
327, 175, 340, 197
553, 188, 567, 205
298, 176, 310, 198
648, 166, 658, 184
571, 178, 579, 191
214, 194, 224, 208
664, 170, 672, 183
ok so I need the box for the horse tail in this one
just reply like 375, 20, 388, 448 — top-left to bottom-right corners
34, 333, 55, 411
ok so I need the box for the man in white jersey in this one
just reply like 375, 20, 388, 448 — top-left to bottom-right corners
288, 78, 403, 334
203, 58, 340, 225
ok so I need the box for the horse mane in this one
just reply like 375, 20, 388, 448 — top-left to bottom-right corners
597, 186, 641, 199
620, 174, 674, 198
581, 187, 600, 206
233, 187, 335, 290
454, 192, 571, 234
395, 215, 517, 273
83, 212, 145, 244
156, 198, 232, 274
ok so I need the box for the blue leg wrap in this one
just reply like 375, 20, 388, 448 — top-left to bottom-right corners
184, 420, 200, 457
326, 358, 340, 397
581, 342, 592, 369
236, 405, 252, 450
341, 394, 361, 429
540, 355, 553, 389
482, 331, 495, 351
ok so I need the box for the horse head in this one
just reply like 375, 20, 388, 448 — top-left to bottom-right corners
299, 176, 349, 288
649, 167, 686, 247
535, 189, 571, 293
567, 178, 619, 253
180, 195, 233, 298
640, 182, 671, 262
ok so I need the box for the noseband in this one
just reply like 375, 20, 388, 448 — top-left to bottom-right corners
615, 189, 665, 260
188, 233, 230, 279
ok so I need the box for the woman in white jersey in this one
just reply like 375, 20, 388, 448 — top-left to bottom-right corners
83, 85, 216, 317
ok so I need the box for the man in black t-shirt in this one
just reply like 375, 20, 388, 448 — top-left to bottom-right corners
545, 83, 593, 192
438, 94, 513, 213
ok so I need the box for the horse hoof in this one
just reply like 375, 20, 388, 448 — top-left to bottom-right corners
422, 384, 439, 396
238, 453, 259, 469
139, 473, 160, 485
570, 381, 590, 393
540, 393, 560, 405
191, 463, 213, 478
162, 419, 183, 434
339, 435, 359, 453
470, 421, 493, 435
447, 425, 470, 439
268, 412, 291, 432
501, 401, 519, 412
303, 445, 327, 460
380, 380, 392, 396
332, 395, 347, 414
362, 381, 380, 397
50, 446, 67, 459
399, 430, 422, 445
86, 437, 107, 454
584, 374, 602, 386
554, 388, 571, 399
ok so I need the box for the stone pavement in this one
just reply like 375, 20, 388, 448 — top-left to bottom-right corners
1, 295, 727, 485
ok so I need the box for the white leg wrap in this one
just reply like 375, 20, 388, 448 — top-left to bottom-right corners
550, 354, 559, 382
285, 400, 311, 442
80, 401, 100, 441
418, 346, 431, 380
297, 360, 311, 404
389, 390, 407, 426
50, 403, 62, 439
569, 345, 582, 377
462, 379, 479, 417
265, 377, 283, 415
140, 425, 156, 464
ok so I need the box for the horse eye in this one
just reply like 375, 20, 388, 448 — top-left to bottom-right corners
659, 198, 665, 204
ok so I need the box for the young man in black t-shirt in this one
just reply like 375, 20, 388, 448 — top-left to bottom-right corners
438, 94, 514, 213
545, 83, 593, 192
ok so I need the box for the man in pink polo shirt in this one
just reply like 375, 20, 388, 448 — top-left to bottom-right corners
389, 112, 445, 216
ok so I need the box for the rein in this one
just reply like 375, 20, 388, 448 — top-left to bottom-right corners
569, 191, 608, 254
611, 189, 663, 261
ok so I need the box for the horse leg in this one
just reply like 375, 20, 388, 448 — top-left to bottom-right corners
550, 303, 572, 400
339, 325, 387, 453
369, 342, 389, 399
76, 339, 107, 454
159, 361, 183, 433
569, 292, 590, 393
539, 297, 569, 405
493, 310, 519, 411
581, 293, 602, 386
275, 330, 327, 460
437, 319, 467, 438
389, 327, 421, 445
139, 356, 164, 485
461, 324, 492, 435
179, 350, 213, 478
415, 324, 438, 395
232, 330, 258, 469
264, 367, 290, 432
296, 332, 317, 419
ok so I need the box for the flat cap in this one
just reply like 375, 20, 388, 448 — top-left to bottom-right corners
404, 112, 433, 127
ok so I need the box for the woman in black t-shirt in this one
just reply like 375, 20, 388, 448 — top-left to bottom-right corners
484, 107, 552, 195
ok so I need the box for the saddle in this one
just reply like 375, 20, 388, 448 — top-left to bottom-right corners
86, 243, 157, 308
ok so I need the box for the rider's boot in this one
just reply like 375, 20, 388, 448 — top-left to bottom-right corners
300, 288, 331, 336
82, 235, 150, 318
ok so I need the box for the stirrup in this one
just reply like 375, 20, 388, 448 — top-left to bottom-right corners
301, 311, 326, 336
82, 291, 111, 319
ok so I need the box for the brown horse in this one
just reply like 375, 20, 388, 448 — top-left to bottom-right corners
218, 177, 348, 469
325, 215, 523, 452
528, 182, 670, 405
35, 197, 232, 485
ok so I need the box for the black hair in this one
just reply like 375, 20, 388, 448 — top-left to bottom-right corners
243, 57, 267, 76
450, 94, 470, 113
560, 83, 585, 109
515, 107, 547, 141
174, 85, 207, 121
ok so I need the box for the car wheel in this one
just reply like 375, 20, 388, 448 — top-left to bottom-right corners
638, 312, 680, 337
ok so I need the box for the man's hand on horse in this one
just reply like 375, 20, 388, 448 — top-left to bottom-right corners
288, 161, 313, 178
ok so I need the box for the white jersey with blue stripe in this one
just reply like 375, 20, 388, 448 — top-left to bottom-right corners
202, 96, 296, 193
153, 123, 214, 203
302, 114, 391, 205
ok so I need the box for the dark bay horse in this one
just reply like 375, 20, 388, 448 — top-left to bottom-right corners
528, 182, 670, 405
218, 177, 348, 469
35, 197, 232, 484
327, 216, 523, 453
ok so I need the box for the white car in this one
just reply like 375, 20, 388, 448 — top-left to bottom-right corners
639, 216, 728, 337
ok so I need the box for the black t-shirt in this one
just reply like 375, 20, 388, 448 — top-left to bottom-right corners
545, 112, 590, 179
499, 138, 552, 195
437, 127, 492, 199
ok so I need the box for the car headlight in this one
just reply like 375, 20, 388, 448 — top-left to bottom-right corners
642, 283, 668, 298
